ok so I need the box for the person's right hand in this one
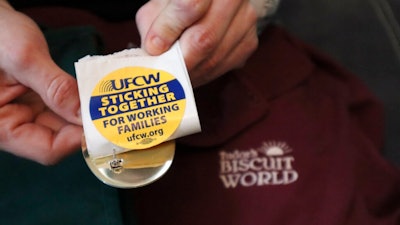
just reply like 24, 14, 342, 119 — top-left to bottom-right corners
136, 0, 259, 87
0, 1, 82, 164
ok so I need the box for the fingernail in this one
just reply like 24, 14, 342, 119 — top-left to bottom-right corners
149, 36, 167, 54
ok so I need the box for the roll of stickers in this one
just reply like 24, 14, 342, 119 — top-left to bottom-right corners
75, 42, 201, 188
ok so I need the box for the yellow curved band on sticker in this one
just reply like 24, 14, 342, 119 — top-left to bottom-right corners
90, 67, 186, 149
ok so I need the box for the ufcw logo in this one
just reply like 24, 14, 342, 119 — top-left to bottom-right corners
99, 72, 160, 93
219, 141, 299, 188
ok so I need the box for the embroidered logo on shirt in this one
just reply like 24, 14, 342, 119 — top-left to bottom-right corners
219, 141, 299, 188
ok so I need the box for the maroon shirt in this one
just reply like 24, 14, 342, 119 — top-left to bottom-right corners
18, 5, 399, 225
121, 26, 400, 225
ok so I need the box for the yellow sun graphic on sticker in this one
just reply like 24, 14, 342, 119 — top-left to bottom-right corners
89, 67, 186, 150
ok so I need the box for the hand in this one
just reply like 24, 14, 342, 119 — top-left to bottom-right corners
0, 1, 82, 164
136, 0, 259, 87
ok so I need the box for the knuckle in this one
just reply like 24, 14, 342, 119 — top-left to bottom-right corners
169, 0, 210, 31
248, 7, 258, 25
46, 76, 75, 108
241, 28, 259, 57
247, 1, 259, 22
8, 43, 37, 70
190, 28, 219, 55
193, 59, 219, 85
202, 56, 220, 74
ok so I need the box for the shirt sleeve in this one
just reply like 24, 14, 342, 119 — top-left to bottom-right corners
250, 0, 280, 18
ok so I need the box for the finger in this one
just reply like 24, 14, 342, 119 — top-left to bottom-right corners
0, 84, 27, 106
179, 0, 242, 73
0, 13, 82, 125
5, 123, 82, 165
136, 0, 166, 46
0, 104, 82, 165
35, 109, 70, 132
192, 25, 258, 87
0, 68, 28, 106
141, 0, 211, 55
12, 55, 81, 125
207, 26, 258, 80
185, 1, 258, 86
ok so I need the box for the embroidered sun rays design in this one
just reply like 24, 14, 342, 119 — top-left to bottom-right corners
257, 141, 292, 156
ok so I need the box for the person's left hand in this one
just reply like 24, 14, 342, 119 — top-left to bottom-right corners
0, 1, 82, 164
136, 0, 259, 87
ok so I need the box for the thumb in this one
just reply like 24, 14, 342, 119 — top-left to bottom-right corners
0, 7, 81, 125
138, 0, 211, 55
18, 56, 81, 125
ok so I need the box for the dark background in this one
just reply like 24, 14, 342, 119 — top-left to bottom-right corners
277, 0, 400, 166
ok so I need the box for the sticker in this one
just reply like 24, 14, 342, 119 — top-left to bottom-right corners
89, 67, 186, 149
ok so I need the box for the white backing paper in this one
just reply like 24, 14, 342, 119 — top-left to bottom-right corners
75, 42, 201, 158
